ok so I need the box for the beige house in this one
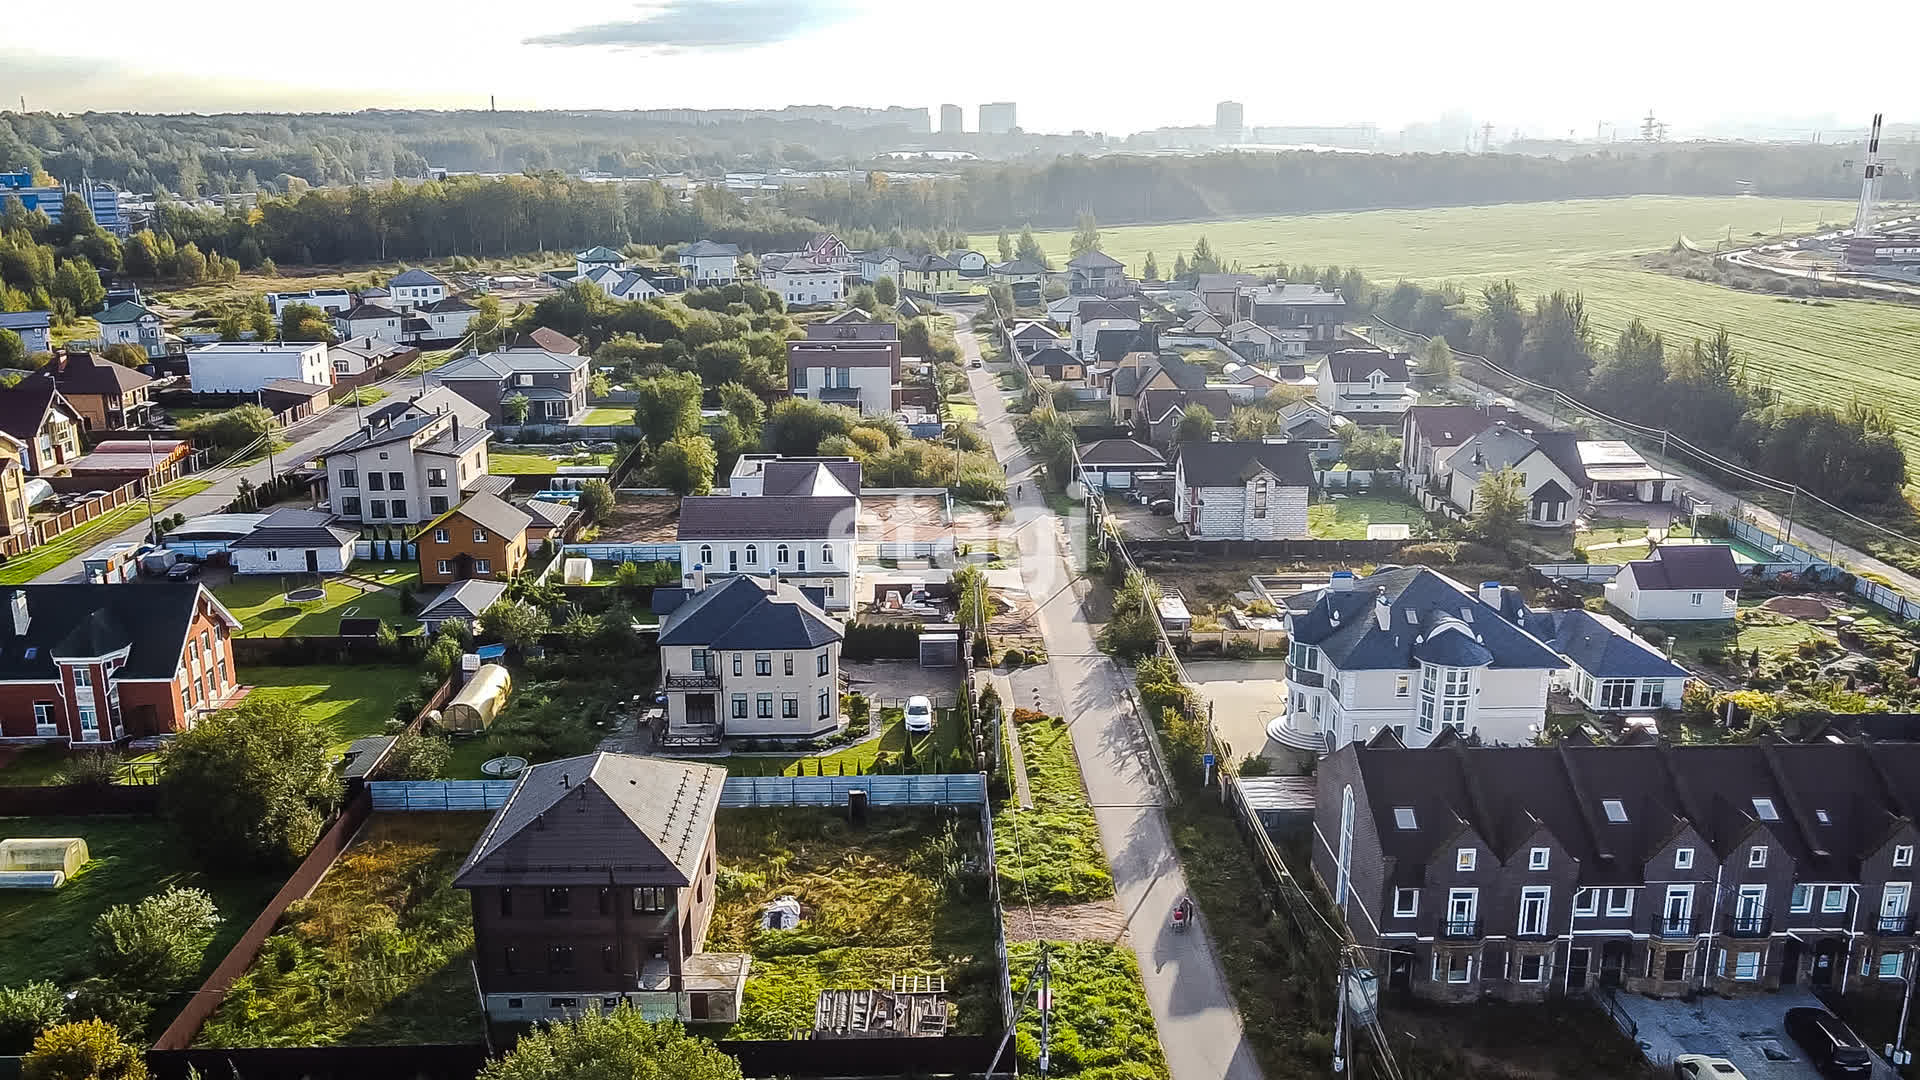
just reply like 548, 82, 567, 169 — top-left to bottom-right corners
0, 377, 81, 475
318, 388, 494, 524
0, 434, 30, 536
654, 572, 845, 742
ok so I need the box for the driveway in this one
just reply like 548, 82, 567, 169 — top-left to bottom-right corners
1183, 659, 1292, 768
1614, 988, 1903, 1080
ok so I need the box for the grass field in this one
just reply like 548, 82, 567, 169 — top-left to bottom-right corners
579, 405, 634, 425
995, 713, 1113, 904
215, 578, 413, 637
238, 665, 420, 756
488, 446, 614, 475
0, 477, 216, 584
1008, 941, 1168, 1080
1306, 492, 1427, 540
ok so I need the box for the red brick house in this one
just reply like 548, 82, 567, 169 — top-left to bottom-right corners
0, 584, 241, 744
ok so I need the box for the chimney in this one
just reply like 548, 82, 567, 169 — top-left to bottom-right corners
6, 590, 25, 636
560, 773, 569, 788
452, 414, 459, 442
1374, 587, 1391, 630
1478, 581, 1502, 609
1328, 570, 1355, 592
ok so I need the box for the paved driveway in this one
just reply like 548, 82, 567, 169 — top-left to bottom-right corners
1614, 988, 1902, 1080
1183, 659, 1293, 768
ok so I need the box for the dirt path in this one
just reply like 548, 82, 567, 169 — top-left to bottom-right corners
1003, 900, 1131, 943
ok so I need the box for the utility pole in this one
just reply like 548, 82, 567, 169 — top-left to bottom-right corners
1037, 946, 1053, 1075
143, 433, 159, 543
1783, 486, 1798, 550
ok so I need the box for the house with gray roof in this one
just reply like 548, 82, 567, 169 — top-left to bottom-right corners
652, 573, 846, 738
419, 578, 508, 634
385, 268, 448, 311
229, 508, 359, 575
434, 349, 590, 424
320, 387, 493, 524
1315, 347, 1415, 418
0, 311, 51, 355
1439, 418, 1587, 529
1522, 607, 1691, 711
1604, 542, 1745, 622
676, 480, 858, 611
678, 240, 740, 285
1068, 249, 1127, 296
1172, 441, 1313, 539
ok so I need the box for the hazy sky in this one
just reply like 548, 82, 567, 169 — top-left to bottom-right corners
2, 0, 1912, 139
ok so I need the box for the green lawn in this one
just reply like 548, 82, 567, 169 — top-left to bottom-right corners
488, 446, 614, 475
579, 405, 634, 425
995, 713, 1113, 904
0, 816, 283, 991
439, 734, 502, 780
1576, 515, 1652, 547
0, 477, 215, 584
1648, 601, 1829, 661
239, 665, 421, 756
215, 578, 413, 637
1306, 492, 1426, 539
737, 705, 970, 778
1585, 541, 1652, 564
0, 746, 78, 787
335, 386, 389, 407
1008, 941, 1168, 1080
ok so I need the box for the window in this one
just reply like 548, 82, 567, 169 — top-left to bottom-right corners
1638, 681, 1666, 708
1418, 664, 1470, 734
784, 654, 794, 676
692, 651, 708, 673
1252, 479, 1268, 520
1822, 885, 1849, 914
1394, 673, 1410, 698
1393, 807, 1418, 830
822, 544, 833, 564
1675, 847, 1695, 870
1791, 884, 1813, 912
782, 695, 798, 718
368, 472, 384, 491
475, 559, 491, 575
745, 544, 757, 565
1733, 951, 1760, 981
731, 695, 747, 718
1529, 847, 1550, 871
732, 654, 742, 676
1598, 678, 1634, 709
755, 654, 772, 676
390, 499, 407, 518
1749, 846, 1768, 868
72, 668, 91, 689
370, 501, 386, 519
1689, 592, 1704, 607
1288, 641, 1319, 672
1752, 798, 1779, 821
32, 703, 53, 734
793, 366, 807, 389
1602, 800, 1628, 823
1606, 889, 1634, 917
1393, 889, 1419, 917
757, 694, 772, 718
1879, 952, 1907, 979
543, 887, 571, 915
776, 544, 790, 564
342, 496, 361, 515
547, 946, 575, 974
1518, 953, 1545, 982
472, 527, 488, 542
1518, 887, 1550, 936
633, 886, 668, 913
819, 691, 830, 719
1896, 845, 1914, 868
436, 560, 451, 575
699, 545, 712, 566
1456, 848, 1476, 872
339, 469, 358, 488
427, 467, 448, 487
434, 528, 449, 544
1574, 888, 1599, 917
817, 653, 830, 676
1445, 951, 1473, 983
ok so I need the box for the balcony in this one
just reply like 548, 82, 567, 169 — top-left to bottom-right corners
1876, 914, 1914, 936
1287, 666, 1324, 688
1650, 914, 1697, 938
1442, 918, 1482, 939
663, 673, 721, 691
1724, 913, 1772, 937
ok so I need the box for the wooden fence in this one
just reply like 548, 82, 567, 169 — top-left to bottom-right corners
0, 450, 204, 561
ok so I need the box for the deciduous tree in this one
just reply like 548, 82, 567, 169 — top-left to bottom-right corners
477, 1006, 740, 1080
1468, 466, 1527, 546
652, 433, 717, 496
158, 698, 340, 869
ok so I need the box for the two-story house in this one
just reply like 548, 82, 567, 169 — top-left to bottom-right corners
93, 301, 167, 358
434, 349, 591, 424
1400, 404, 1527, 494
386, 268, 449, 311
1172, 441, 1313, 540
0, 377, 82, 474
900, 253, 959, 297
653, 571, 846, 739
1315, 348, 1416, 417
0, 584, 241, 744
678, 240, 740, 286
0, 435, 30, 537
763, 259, 844, 307
52, 352, 154, 431
787, 340, 899, 416
1440, 421, 1587, 529
417, 297, 478, 341
1313, 739, 1920, 1005
455, 752, 749, 1025
857, 247, 910, 285
990, 259, 1047, 302
329, 337, 418, 379
319, 388, 494, 524
573, 246, 626, 277
1605, 543, 1744, 622
676, 457, 860, 611
1103, 350, 1206, 426
1237, 283, 1346, 347
415, 493, 532, 585
1067, 250, 1127, 296
0, 311, 52, 355
333, 303, 407, 343
1272, 568, 1563, 753
802, 233, 854, 269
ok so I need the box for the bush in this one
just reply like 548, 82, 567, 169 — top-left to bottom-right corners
0, 983, 65, 1054
159, 697, 342, 869
22, 1020, 146, 1080
379, 730, 451, 780
477, 1005, 740, 1080
1003, 648, 1025, 667
1237, 753, 1272, 777
54, 750, 120, 788
842, 621, 920, 660
92, 886, 221, 994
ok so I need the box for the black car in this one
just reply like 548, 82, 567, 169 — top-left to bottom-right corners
1785, 1007, 1873, 1079
1148, 498, 1174, 516
166, 562, 202, 581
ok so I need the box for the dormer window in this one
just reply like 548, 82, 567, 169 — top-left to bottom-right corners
1393, 807, 1417, 830
1752, 798, 1779, 821
1895, 845, 1914, 868
1456, 848, 1476, 872
1602, 800, 1628, 823
1815, 809, 1831, 825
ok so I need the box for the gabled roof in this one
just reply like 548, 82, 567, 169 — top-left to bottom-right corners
1627, 544, 1745, 591
993, 259, 1047, 275
456, 752, 727, 888
330, 336, 409, 362
677, 495, 858, 540
230, 508, 358, 548
1402, 404, 1525, 449
508, 328, 582, 355
769, 258, 833, 274
421, 579, 509, 623
1010, 321, 1058, 340
904, 253, 957, 272
54, 352, 150, 396
1287, 567, 1564, 673
388, 268, 447, 287
656, 575, 844, 650
0, 376, 74, 443
1322, 348, 1411, 384
859, 246, 912, 264
1026, 346, 1079, 370
0, 311, 51, 332
1523, 607, 1690, 680
680, 240, 741, 258
575, 245, 625, 262
1142, 387, 1235, 425
416, 492, 532, 542
94, 301, 158, 325
1247, 283, 1345, 307
523, 499, 576, 528
337, 303, 402, 321
1077, 439, 1165, 468
1174, 441, 1314, 487
1068, 250, 1124, 270
420, 297, 476, 314
436, 349, 587, 380
0, 583, 237, 679
760, 459, 860, 497
822, 308, 873, 324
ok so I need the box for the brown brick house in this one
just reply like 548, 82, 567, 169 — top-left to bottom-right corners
51, 352, 154, 431
414, 493, 532, 586
454, 752, 747, 1025
0, 584, 241, 744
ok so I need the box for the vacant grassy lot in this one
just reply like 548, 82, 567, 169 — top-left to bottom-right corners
0, 816, 282, 990
705, 808, 998, 1039
996, 713, 1112, 904
215, 578, 413, 637
579, 405, 634, 425
0, 477, 215, 584
489, 446, 614, 475
1305, 492, 1426, 540
239, 665, 420, 756
195, 813, 488, 1047
1008, 941, 1167, 1080
335, 386, 389, 407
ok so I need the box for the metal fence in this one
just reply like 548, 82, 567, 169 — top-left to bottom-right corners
561, 543, 682, 564
1533, 563, 1623, 583
369, 773, 989, 813
370, 779, 516, 811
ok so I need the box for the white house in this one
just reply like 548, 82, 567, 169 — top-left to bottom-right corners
579, 266, 661, 303
945, 249, 988, 276
0, 312, 52, 354
417, 297, 478, 341
1315, 348, 1416, 416
1074, 318, 1141, 363
764, 259, 844, 307
1604, 543, 1744, 622
858, 247, 909, 285
228, 509, 358, 575
654, 573, 845, 739
1441, 421, 1587, 529
676, 457, 861, 612
1227, 319, 1306, 360
187, 342, 331, 393
1172, 441, 1313, 540
801, 233, 855, 269
386, 268, 449, 311
94, 301, 166, 358
328, 336, 411, 377
333, 303, 406, 343
787, 340, 897, 416
574, 246, 626, 277
1269, 568, 1563, 753
318, 388, 494, 524
264, 289, 354, 316
1522, 607, 1692, 712
679, 240, 741, 286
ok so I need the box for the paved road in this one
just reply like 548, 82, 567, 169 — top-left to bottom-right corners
33, 367, 445, 583
957, 320, 1264, 1080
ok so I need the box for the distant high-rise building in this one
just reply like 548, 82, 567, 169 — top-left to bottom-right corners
940, 104, 964, 135
979, 102, 1018, 135
1216, 100, 1244, 137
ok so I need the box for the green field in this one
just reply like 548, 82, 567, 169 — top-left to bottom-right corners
1025, 196, 1920, 472
238, 665, 421, 756
214, 578, 413, 637
488, 446, 614, 475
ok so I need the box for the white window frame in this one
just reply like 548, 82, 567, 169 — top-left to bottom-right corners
1606, 888, 1634, 917
1791, 884, 1813, 913
1529, 847, 1550, 871
1393, 807, 1417, 830
474, 559, 491, 575
1674, 847, 1695, 870
1821, 885, 1850, 914
436, 560, 451, 574
1392, 889, 1419, 917
1895, 844, 1914, 868
433, 528, 449, 544
1749, 845, 1768, 868
1733, 951, 1761, 981
1517, 952, 1547, 983
1456, 848, 1476, 872
1518, 886, 1551, 936
1878, 952, 1907, 979
1573, 888, 1598, 917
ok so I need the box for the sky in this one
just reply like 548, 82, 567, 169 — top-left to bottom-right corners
3, 0, 1914, 140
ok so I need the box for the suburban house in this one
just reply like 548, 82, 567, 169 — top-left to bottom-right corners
509, 329, 583, 355
0, 435, 30, 536
1605, 543, 1744, 622
679, 240, 741, 285
858, 247, 909, 285
417, 297, 479, 341
574, 246, 626, 277
1140, 387, 1235, 447
945, 249, 988, 276
434, 349, 592, 424
0, 584, 242, 743
1009, 321, 1061, 355
1312, 739, 1920, 1003
1075, 439, 1166, 491
900, 253, 959, 296
1316, 348, 1416, 417
188, 342, 332, 394
676, 457, 860, 611
1270, 400, 1342, 464
1194, 273, 1264, 317
0, 378, 82, 474
333, 303, 409, 342
386, 268, 449, 311
1522, 607, 1691, 712
1238, 283, 1346, 347
1075, 317, 1143, 363
1227, 319, 1305, 360
329, 336, 418, 379
0, 311, 51, 354
801, 232, 854, 268
1272, 568, 1563, 752
1067, 250, 1127, 296
1439, 421, 1587, 529
763, 259, 844, 307
1025, 346, 1084, 383
1103, 350, 1206, 426
93, 301, 166, 357
523, 498, 576, 548
229, 509, 359, 575
1579, 440, 1678, 505
420, 579, 508, 635
990, 259, 1047, 301
320, 388, 494, 523
1400, 404, 1528, 490
580, 266, 662, 303
653, 573, 846, 738
787, 341, 898, 416
415, 493, 532, 586
51, 352, 153, 431
264, 289, 354, 316
1172, 441, 1313, 540
454, 752, 749, 1025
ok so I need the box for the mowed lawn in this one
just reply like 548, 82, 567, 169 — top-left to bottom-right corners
488, 446, 615, 475
238, 665, 420, 755
214, 578, 413, 637
1307, 492, 1427, 539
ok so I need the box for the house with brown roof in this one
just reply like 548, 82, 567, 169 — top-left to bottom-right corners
1604, 542, 1744, 621
52, 351, 153, 432
414, 493, 533, 586
455, 752, 747, 1026
1400, 403, 1527, 488
507, 328, 582, 356
0, 376, 82, 474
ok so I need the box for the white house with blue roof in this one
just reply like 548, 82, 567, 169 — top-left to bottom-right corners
1522, 607, 1691, 712
652, 570, 845, 741
1271, 567, 1565, 752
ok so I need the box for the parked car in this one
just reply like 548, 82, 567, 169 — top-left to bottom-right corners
1784, 1007, 1873, 1079
1674, 1056, 1746, 1080
1149, 498, 1174, 516
903, 695, 934, 733
166, 561, 202, 581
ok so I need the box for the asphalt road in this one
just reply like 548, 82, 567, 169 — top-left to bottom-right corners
957, 318, 1265, 1080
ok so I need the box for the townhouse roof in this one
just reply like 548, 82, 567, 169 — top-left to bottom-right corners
1402, 403, 1526, 449
676, 495, 859, 540
389, 268, 447, 287
229, 508, 358, 549
1287, 567, 1564, 674
420, 579, 509, 624
1174, 441, 1314, 487
655, 574, 844, 650
94, 301, 158, 325
0, 311, 51, 332
436, 349, 588, 380
54, 352, 150, 396
788, 341, 896, 367
1522, 607, 1690, 680
759, 459, 861, 497
337, 303, 403, 321
0, 376, 73, 443
1322, 348, 1411, 384
1068, 250, 1124, 270
1626, 544, 1746, 591
680, 240, 741, 258
1076, 439, 1165, 468
0, 583, 237, 679
416, 492, 532, 542
507, 328, 582, 355
456, 752, 727, 888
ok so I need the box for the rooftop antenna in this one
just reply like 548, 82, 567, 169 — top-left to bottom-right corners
1853, 112, 1885, 237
